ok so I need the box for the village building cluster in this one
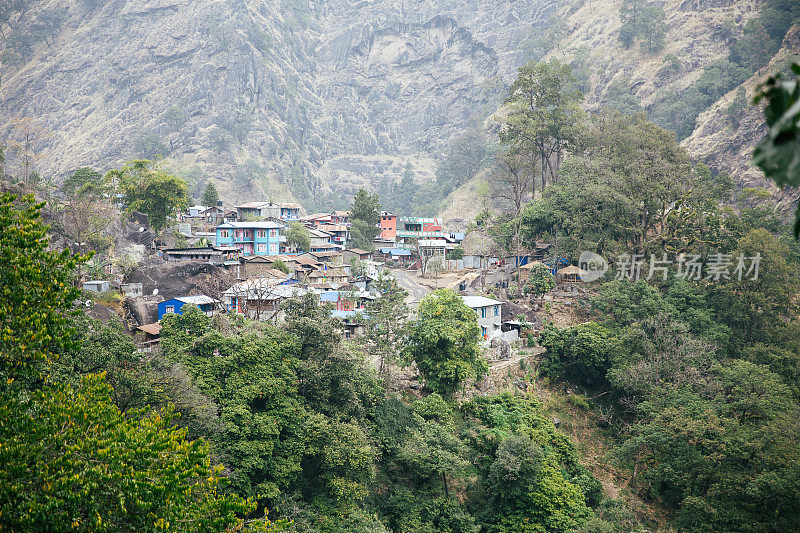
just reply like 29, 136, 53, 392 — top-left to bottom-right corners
80, 199, 584, 355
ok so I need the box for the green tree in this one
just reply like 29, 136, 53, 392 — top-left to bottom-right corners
0, 375, 260, 532
707, 228, 799, 345
108, 159, 189, 232
752, 63, 800, 237
405, 289, 487, 398
60, 167, 115, 254
0, 194, 86, 385
398, 420, 470, 499
285, 221, 310, 252
618, 0, 667, 53
272, 258, 291, 274
539, 322, 613, 387
619, 361, 800, 532
523, 112, 701, 256
0, 195, 270, 531
500, 58, 584, 192
364, 271, 409, 376
525, 263, 556, 303
201, 182, 219, 207
350, 189, 381, 250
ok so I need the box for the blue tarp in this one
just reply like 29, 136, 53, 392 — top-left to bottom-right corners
542, 257, 569, 275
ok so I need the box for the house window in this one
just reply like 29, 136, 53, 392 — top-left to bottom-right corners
481, 307, 487, 319
165, 305, 174, 314
494, 305, 499, 316
257, 229, 266, 238
269, 229, 278, 238
219, 229, 229, 238
481, 326, 487, 337
257, 243, 267, 252
269, 243, 278, 254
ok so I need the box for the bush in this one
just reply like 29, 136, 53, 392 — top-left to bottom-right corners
539, 322, 613, 387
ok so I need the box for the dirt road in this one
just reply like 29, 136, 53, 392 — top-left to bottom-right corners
388, 267, 430, 305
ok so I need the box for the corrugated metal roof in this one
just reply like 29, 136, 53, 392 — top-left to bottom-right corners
137, 323, 162, 335
216, 221, 283, 229
461, 296, 502, 308
174, 295, 219, 305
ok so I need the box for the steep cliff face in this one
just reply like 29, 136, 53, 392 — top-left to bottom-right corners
0, 0, 794, 213
684, 22, 800, 214
0, 0, 555, 207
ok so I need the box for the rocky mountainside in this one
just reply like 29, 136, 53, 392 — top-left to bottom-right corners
0, 0, 796, 213
0, 0, 555, 208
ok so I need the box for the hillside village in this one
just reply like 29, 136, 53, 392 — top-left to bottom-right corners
91, 197, 573, 363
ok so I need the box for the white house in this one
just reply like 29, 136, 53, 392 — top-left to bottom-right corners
461, 295, 503, 339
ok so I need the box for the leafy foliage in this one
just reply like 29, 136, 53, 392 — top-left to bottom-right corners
405, 290, 487, 398
0, 376, 258, 532
618, 0, 667, 54
525, 263, 556, 301
753, 63, 800, 237
363, 271, 409, 375
0, 194, 85, 384
500, 58, 584, 193
0, 200, 271, 532
350, 188, 381, 250
285, 221, 310, 252
108, 159, 189, 232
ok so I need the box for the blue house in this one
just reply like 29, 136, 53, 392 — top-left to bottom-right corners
214, 221, 282, 257
280, 203, 301, 221
158, 295, 219, 320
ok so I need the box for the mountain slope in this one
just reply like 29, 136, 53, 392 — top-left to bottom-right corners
1, 0, 795, 214
0, 0, 556, 207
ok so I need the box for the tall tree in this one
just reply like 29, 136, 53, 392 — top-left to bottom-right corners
0, 375, 261, 532
0, 196, 267, 531
363, 271, 409, 376
108, 159, 189, 233
523, 112, 698, 256
0, 193, 86, 385
405, 289, 487, 398
500, 58, 584, 192
285, 221, 310, 252
491, 149, 531, 281
60, 167, 115, 254
618, 0, 668, 53
201, 182, 219, 207
350, 188, 381, 250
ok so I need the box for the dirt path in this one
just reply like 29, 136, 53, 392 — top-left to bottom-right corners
389, 267, 430, 305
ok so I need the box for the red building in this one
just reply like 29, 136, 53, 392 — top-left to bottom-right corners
380, 212, 397, 241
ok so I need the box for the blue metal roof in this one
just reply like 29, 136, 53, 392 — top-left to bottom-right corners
319, 291, 340, 302
379, 247, 412, 256
331, 310, 368, 319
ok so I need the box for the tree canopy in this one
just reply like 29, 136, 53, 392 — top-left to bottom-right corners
405, 289, 487, 398
350, 188, 381, 250
108, 159, 189, 232
201, 182, 220, 207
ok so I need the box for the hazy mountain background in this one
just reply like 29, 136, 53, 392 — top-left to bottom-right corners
1, 0, 798, 217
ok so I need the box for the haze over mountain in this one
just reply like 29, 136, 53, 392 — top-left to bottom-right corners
1, 0, 797, 213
